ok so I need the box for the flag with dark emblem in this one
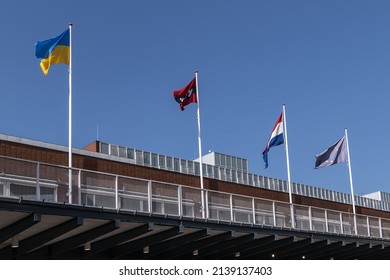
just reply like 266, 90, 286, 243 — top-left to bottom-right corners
173, 77, 197, 111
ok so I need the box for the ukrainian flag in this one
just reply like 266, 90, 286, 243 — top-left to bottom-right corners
35, 29, 70, 76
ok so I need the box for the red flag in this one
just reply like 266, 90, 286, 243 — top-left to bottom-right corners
173, 77, 197, 111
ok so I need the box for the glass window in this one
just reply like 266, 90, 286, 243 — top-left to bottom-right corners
232, 157, 237, 169
221, 154, 226, 167
95, 194, 115, 208
237, 158, 242, 171
215, 153, 221, 166
234, 212, 250, 223
151, 153, 158, 167
232, 170, 237, 182
152, 201, 162, 214
181, 159, 188, 173
174, 158, 180, 171
253, 175, 258, 187
166, 157, 173, 170
219, 210, 231, 221
194, 162, 200, 175
40, 186, 56, 202
188, 161, 194, 174
237, 171, 242, 182
207, 165, 213, 177
182, 204, 194, 217
143, 152, 150, 166
119, 146, 126, 158
242, 159, 248, 172
159, 155, 166, 168
214, 166, 219, 179
100, 142, 109, 154
120, 197, 142, 211
135, 150, 143, 164
243, 172, 248, 184
81, 193, 95, 206
164, 203, 179, 215
225, 168, 231, 181
110, 145, 119, 156
10, 184, 36, 200
127, 148, 134, 159
226, 156, 232, 168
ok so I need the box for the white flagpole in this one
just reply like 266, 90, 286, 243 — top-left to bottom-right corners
195, 71, 205, 218
345, 128, 358, 235
282, 104, 294, 228
68, 23, 73, 203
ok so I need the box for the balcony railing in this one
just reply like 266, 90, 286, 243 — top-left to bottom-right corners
0, 155, 389, 240
99, 142, 390, 212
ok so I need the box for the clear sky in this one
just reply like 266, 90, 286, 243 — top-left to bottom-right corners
1, 0, 389, 197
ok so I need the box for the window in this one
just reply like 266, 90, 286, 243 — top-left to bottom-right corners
226, 156, 232, 169
143, 152, 150, 166
135, 150, 143, 164
166, 157, 173, 170
182, 204, 194, 217
10, 184, 36, 200
194, 162, 200, 175
151, 153, 158, 167
100, 142, 109, 154
120, 197, 146, 212
127, 148, 135, 159
237, 158, 242, 171
40, 186, 56, 202
181, 159, 188, 173
213, 166, 219, 179
242, 159, 248, 172
82, 192, 115, 208
232, 157, 237, 169
110, 145, 119, 156
234, 211, 251, 223
119, 146, 126, 158
174, 158, 180, 171
159, 155, 166, 169
187, 161, 194, 174
215, 153, 221, 166
207, 165, 213, 177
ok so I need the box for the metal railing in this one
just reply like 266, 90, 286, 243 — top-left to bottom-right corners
99, 142, 390, 212
0, 155, 390, 239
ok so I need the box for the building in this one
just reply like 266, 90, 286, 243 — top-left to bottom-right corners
0, 133, 390, 259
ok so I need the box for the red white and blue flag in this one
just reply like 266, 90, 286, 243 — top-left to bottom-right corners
173, 77, 197, 111
262, 113, 284, 168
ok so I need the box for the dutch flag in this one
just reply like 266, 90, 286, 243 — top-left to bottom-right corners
262, 113, 284, 168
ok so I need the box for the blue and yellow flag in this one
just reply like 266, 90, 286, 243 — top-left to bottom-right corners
35, 29, 70, 76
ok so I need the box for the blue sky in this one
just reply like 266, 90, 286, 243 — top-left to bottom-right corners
1, 0, 389, 197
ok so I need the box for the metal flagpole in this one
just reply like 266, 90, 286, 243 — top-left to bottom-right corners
282, 104, 294, 228
345, 128, 358, 235
68, 23, 73, 204
195, 71, 205, 218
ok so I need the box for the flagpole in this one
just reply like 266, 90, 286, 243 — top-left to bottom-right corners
282, 104, 294, 228
345, 128, 358, 235
68, 23, 73, 204
195, 71, 205, 218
